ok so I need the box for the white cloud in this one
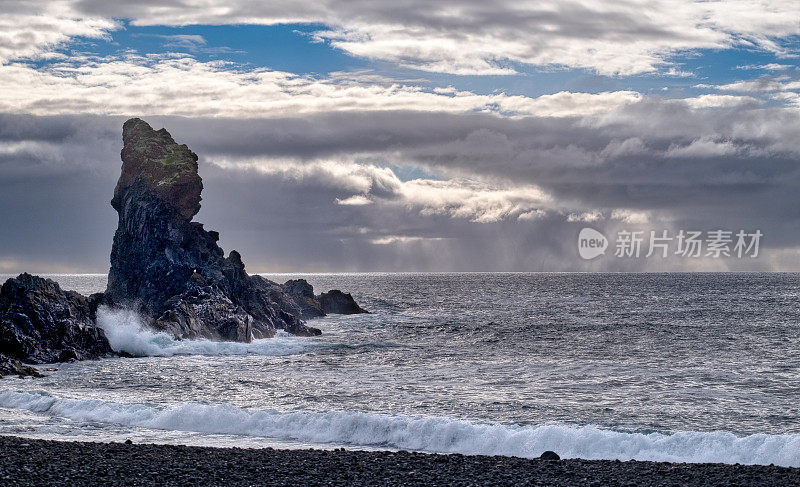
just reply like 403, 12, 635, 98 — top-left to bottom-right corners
6, 1, 800, 76
209, 158, 553, 224
150, 34, 207, 49
336, 194, 372, 205
663, 67, 695, 77
370, 235, 448, 245
567, 211, 604, 222
683, 94, 759, 108
610, 209, 649, 224
713, 78, 789, 92
0, 1, 117, 63
111, 0, 800, 75
0, 55, 642, 117
736, 63, 794, 70
400, 178, 551, 223
518, 210, 546, 221
666, 138, 742, 158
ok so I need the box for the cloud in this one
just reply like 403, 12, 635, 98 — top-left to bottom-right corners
567, 211, 603, 222
157, 34, 206, 49
0, 1, 117, 63
210, 157, 551, 224
664, 137, 743, 158
712, 77, 791, 92
370, 235, 447, 245
2, 1, 796, 76
682, 94, 759, 108
2, 109, 800, 272
336, 194, 373, 206
2, 2, 800, 273
0, 54, 644, 118
736, 63, 795, 70
610, 209, 650, 224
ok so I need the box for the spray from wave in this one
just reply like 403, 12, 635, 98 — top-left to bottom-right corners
1, 390, 798, 467
95, 306, 317, 357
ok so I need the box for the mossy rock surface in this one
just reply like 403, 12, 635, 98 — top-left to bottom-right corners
112, 118, 202, 221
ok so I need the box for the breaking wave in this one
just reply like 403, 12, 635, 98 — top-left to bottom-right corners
95, 306, 316, 357
1, 390, 798, 467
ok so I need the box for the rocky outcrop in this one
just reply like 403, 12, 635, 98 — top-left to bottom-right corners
0, 118, 367, 374
0, 355, 43, 378
0, 273, 113, 377
104, 118, 365, 341
281, 279, 325, 319
319, 290, 368, 315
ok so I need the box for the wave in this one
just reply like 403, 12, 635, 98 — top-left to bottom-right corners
95, 306, 317, 357
1, 390, 798, 466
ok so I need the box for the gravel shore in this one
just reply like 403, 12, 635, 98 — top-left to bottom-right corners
0, 435, 797, 486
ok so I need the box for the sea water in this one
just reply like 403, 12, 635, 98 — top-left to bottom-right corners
0, 272, 798, 466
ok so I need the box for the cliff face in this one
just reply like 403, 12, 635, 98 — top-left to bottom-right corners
105, 118, 365, 341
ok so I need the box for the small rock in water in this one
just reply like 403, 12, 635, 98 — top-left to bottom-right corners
124, 439, 133, 445
540, 451, 560, 460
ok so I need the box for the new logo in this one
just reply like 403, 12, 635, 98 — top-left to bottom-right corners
578, 228, 608, 260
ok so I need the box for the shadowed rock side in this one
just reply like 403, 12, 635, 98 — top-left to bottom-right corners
104, 118, 365, 341
0, 274, 113, 377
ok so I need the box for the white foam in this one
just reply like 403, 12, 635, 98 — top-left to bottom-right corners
1, 390, 798, 466
95, 306, 314, 357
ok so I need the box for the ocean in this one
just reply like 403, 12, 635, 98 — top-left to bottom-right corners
1, 272, 798, 466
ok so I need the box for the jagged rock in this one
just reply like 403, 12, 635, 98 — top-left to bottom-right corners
0, 273, 113, 377
104, 118, 362, 340
151, 285, 256, 341
281, 279, 325, 319
0, 356, 43, 378
0, 119, 367, 374
319, 290, 368, 315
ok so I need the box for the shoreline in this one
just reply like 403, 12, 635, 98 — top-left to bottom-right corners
1, 436, 797, 486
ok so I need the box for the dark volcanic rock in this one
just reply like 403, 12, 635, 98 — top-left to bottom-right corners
105, 118, 362, 340
0, 119, 366, 373
319, 290, 368, 315
0, 355, 44, 378
0, 273, 113, 377
540, 450, 561, 460
281, 279, 325, 319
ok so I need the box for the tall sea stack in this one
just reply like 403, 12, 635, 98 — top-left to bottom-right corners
0, 118, 365, 376
105, 118, 365, 341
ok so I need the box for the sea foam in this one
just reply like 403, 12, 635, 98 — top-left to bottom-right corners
95, 306, 316, 357
1, 390, 798, 467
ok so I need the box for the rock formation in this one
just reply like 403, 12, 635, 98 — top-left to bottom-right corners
0, 273, 113, 377
0, 118, 366, 376
104, 118, 365, 341
319, 290, 368, 314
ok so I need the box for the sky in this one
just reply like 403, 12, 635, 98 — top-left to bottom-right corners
1, 1, 800, 272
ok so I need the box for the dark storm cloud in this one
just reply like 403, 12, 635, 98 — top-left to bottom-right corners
157, 103, 800, 223
0, 114, 123, 272
1, 100, 798, 272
